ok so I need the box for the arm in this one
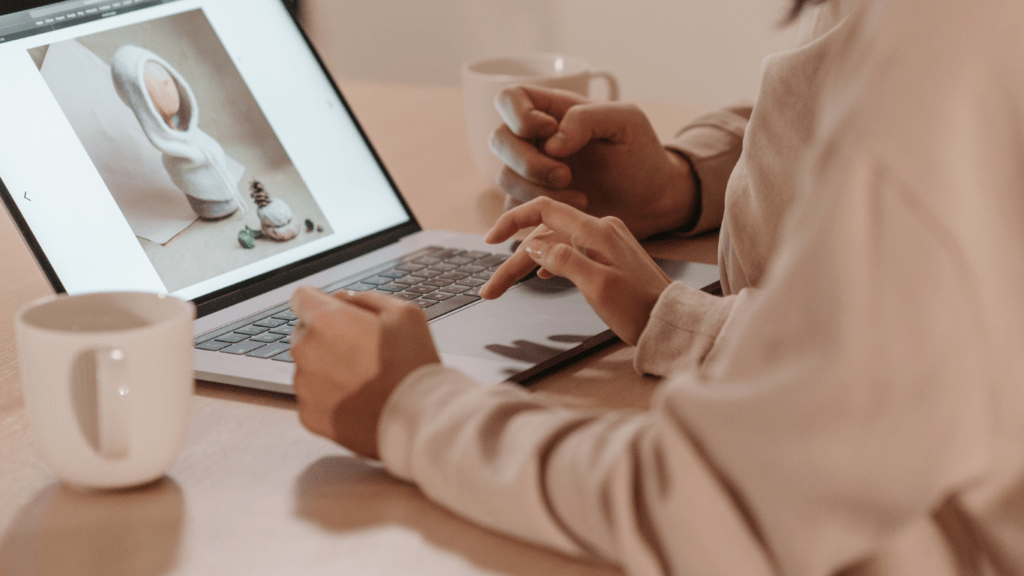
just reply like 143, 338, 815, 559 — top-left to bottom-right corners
491, 87, 750, 240
379, 147, 988, 575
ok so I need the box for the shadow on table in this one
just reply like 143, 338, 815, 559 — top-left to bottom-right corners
295, 456, 621, 576
0, 478, 185, 576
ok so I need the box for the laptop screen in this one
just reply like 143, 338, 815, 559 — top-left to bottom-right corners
0, 0, 414, 307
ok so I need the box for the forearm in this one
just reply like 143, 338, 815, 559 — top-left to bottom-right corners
378, 365, 774, 575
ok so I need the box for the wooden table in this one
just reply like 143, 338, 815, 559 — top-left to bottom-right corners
0, 80, 715, 576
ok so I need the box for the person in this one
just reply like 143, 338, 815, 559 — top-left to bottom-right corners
289, 0, 1024, 573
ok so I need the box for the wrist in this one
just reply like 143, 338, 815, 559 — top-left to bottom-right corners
637, 149, 700, 239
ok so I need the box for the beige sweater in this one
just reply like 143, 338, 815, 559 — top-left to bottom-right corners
378, 0, 1024, 574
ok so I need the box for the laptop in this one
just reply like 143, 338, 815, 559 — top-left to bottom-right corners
0, 0, 719, 395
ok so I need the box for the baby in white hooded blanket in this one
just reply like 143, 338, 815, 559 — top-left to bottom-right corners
111, 45, 246, 220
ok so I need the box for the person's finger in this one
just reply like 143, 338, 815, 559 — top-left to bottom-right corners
489, 124, 571, 187
496, 165, 587, 209
291, 286, 347, 344
544, 102, 645, 158
478, 248, 539, 299
494, 85, 588, 137
521, 237, 605, 289
291, 286, 344, 320
331, 289, 401, 315
485, 197, 603, 252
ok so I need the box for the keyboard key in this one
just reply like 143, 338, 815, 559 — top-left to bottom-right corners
412, 256, 441, 265
446, 256, 475, 265
376, 283, 406, 292
270, 325, 294, 335
254, 317, 288, 328
378, 269, 406, 279
476, 254, 509, 266
462, 251, 491, 260
440, 284, 471, 294
220, 340, 268, 355
472, 271, 493, 280
423, 291, 454, 301
424, 294, 480, 321
395, 262, 426, 272
344, 282, 377, 292
412, 299, 436, 308
235, 325, 270, 336
428, 263, 458, 272
251, 333, 285, 343
247, 342, 291, 359
391, 292, 421, 301
423, 278, 454, 288
197, 340, 233, 351
458, 264, 486, 274
438, 270, 470, 280
360, 275, 393, 285
272, 350, 294, 363
215, 332, 251, 343
272, 311, 297, 321
405, 285, 435, 294
429, 249, 463, 260
409, 268, 442, 279
456, 277, 486, 287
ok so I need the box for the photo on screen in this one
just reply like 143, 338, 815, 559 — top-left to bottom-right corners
28, 9, 333, 293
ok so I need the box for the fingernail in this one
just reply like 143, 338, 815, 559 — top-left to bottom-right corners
546, 132, 567, 154
525, 239, 549, 259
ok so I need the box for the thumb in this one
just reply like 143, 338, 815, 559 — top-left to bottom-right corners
543, 103, 636, 158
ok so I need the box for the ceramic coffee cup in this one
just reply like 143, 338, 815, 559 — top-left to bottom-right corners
15, 292, 195, 490
462, 53, 619, 185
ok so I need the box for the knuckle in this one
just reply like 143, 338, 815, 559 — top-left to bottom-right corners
601, 215, 629, 235
595, 217, 621, 240
618, 102, 643, 116
532, 195, 557, 210
547, 242, 575, 268
396, 301, 426, 324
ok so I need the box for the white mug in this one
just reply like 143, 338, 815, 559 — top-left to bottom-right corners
15, 292, 195, 490
462, 53, 619, 185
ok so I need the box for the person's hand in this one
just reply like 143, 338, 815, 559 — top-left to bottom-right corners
489, 85, 698, 239
480, 197, 671, 345
290, 287, 441, 459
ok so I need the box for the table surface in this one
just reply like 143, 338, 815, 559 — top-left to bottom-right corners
0, 79, 715, 576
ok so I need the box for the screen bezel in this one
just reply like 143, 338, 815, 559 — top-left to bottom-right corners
0, 0, 423, 317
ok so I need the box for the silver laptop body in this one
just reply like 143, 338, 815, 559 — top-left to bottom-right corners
0, 0, 719, 394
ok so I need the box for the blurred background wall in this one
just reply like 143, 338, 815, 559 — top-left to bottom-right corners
299, 0, 798, 107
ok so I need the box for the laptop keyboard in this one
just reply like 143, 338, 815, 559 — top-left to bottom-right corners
193, 246, 511, 363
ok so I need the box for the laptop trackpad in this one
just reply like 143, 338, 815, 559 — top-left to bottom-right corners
429, 275, 610, 385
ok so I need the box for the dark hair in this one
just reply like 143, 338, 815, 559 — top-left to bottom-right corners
786, 0, 832, 23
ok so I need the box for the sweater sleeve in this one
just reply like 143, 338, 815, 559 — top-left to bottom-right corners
666, 104, 751, 236
378, 143, 991, 576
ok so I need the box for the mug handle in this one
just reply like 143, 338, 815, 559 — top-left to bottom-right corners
95, 348, 130, 459
589, 70, 619, 101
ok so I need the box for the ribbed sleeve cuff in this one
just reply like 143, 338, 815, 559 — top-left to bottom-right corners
634, 282, 736, 376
